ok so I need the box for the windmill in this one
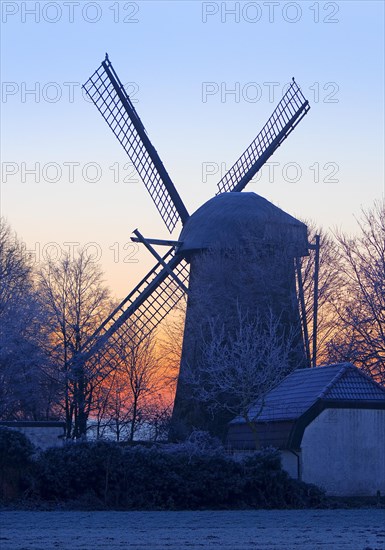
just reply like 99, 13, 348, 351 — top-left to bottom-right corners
79, 54, 311, 439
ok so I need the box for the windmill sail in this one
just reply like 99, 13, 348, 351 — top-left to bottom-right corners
83, 55, 189, 233
76, 248, 189, 372
217, 79, 310, 194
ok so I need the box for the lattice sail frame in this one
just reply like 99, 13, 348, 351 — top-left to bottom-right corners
83, 55, 188, 233
217, 79, 310, 194
76, 248, 189, 376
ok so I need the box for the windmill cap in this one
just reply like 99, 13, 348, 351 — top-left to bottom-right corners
177, 192, 309, 256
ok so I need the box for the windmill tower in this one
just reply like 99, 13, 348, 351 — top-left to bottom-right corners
80, 54, 311, 439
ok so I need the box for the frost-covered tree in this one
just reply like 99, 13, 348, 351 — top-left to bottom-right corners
0, 219, 52, 420
177, 307, 297, 443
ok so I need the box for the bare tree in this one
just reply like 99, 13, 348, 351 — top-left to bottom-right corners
91, 328, 169, 441
38, 248, 111, 438
328, 200, 385, 384
158, 302, 187, 389
144, 395, 173, 441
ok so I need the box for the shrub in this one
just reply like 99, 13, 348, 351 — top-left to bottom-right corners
0, 427, 35, 501
0, 427, 35, 469
37, 440, 124, 503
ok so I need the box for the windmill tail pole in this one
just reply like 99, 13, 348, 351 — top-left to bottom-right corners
296, 257, 311, 368
312, 234, 320, 367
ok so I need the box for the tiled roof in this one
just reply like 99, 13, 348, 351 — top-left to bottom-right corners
231, 363, 385, 424
322, 366, 385, 400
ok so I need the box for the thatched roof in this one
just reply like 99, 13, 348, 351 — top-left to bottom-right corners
177, 192, 308, 256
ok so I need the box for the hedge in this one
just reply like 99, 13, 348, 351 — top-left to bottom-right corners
39, 442, 237, 508
0, 428, 324, 509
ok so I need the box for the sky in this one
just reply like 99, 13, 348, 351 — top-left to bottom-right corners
1, 0, 384, 299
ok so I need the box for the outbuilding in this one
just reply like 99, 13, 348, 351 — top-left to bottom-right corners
0, 421, 66, 450
227, 363, 385, 496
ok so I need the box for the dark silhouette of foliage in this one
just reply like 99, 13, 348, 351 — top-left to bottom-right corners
0, 427, 35, 501
29, 439, 324, 510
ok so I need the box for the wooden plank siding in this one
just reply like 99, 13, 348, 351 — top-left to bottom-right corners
227, 420, 294, 450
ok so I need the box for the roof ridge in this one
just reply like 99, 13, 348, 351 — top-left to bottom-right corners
316, 362, 354, 369
318, 364, 351, 399
293, 363, 352, 375
346, 365, 385, 395
320, 364, 385, 399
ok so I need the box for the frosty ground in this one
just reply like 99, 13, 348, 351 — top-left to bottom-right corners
1, 509, 384, 549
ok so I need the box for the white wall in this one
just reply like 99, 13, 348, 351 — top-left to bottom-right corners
281, 450, 300, 479
13, 426, 65, 451
301, 408, 385, 496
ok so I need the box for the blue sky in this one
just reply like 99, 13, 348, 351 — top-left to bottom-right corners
1, 0, 384, 298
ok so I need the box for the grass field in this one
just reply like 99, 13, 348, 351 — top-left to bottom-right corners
1, 509, 384, 549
